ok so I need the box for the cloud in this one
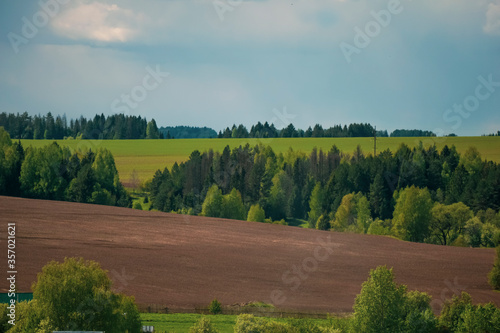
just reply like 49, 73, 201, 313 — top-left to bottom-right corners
484, 2, 500, 35
51, 2, 143, 42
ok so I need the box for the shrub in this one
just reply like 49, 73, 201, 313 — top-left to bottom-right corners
439, 292, 472, 332
133, 202, 143, 210
489, 246, 500, 290
189, 317, 220, 333
233, 314, 290, 333
209, 299, 222, 315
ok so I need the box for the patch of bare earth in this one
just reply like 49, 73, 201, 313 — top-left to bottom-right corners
1, 196, 498, 314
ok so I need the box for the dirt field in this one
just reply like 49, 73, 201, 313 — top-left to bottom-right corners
1, 196, 499, 314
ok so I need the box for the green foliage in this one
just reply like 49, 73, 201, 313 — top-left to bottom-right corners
201, 185, 224, 218
316, 214, 330, 231
439, 292, 472, 332
189, 317, 221, 333
455, 303, 500, 333
489, 246, 500, 290
133, 202, 143, 210
331, 192, 371, 233
392, 186, 433, 242
209, 299, 222, 315
31, 257, 141, 332
233, 314, 290, 333
352, 266, 407, 332
308, 182, 325, 228
146, 119, 160, 139
464, 217, 483, 247
429, 202, 473, 245
367, 219, 392, 236
404, 291, 438, 332
221, 188, 246, 220
247, 204, 266, 222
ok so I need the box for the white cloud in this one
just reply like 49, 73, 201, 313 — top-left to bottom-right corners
484, 2, 500, 35
51, 2, 143, 42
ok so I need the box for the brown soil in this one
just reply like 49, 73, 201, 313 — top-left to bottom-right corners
1, 196, 499, 314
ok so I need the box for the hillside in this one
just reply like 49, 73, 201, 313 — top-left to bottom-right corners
1, 196, 499, 314
20, 136, 500, 185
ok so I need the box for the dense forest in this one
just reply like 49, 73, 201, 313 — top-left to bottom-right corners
1, 112, 443, 140
0, 128, 130, 207
148, 141, 500, 247
0, 112, 161, 140
159, 126, 218, 139
217, 122, 390, 138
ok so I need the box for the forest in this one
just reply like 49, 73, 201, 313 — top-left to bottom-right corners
147, 140, 500, 247
1, 111, 439, 140
0, 128, 130, 207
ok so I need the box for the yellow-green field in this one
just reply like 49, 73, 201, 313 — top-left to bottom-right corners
20, 136, 500, 185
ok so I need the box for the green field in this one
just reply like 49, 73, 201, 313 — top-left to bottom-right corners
140, 313, 338, 333
20, 136, 500, 185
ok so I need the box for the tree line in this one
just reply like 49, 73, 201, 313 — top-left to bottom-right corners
217, 122, 389, 138
1, 111, 445, 140
147, 141, 500, 247
0, 112, 161, 140
0, 127, 130, 207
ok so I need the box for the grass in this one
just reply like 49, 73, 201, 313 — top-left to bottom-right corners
140, 312, 342, 333
141, 313, 237, 333
20, 136, 500, 184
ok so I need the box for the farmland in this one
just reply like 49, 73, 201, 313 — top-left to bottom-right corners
20, 136, 500, 185
1, 196, 499, 316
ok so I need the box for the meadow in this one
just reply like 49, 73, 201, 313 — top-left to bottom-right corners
139, 313, 338, 333
20, 136, 500, 185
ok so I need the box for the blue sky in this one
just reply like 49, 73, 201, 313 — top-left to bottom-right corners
0, 0, 499, 135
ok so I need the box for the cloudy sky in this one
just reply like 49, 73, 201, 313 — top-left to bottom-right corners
0, 0, 499, 135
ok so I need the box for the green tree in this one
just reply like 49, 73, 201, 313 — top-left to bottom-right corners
221, 188, 246, 220
332, 192, 371, 233
459, 146, 483, 175
456, 303, 500, 333
429, 202, 473, 245
352, 266, 407, 332
392, 186, 433, 242
20, 143, 68, 200
308, 182, 325, 228
247, 204, 266, 222
268, 170, 293, 220
146, 119, 160, 139
208, 299, 222, 315
489, 246, 500, 290
189, 317, 220, 333
439, 292, 472, 332
31, 257, 141, 332
464, 217, 483, 247
201, 184, 223, 218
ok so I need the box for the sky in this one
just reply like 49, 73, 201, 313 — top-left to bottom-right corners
0, 0, 499, 136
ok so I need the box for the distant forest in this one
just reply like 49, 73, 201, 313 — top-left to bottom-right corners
148, 142, 500, 247
1, 112, 440, 140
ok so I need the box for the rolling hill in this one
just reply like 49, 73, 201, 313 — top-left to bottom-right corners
1, 196, 499, 314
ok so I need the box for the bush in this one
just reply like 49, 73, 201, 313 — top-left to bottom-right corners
31, 257, 141, 332
133, 202, 143, 210
209, 299, 222, 315
233, 314, 290, 333
489, 246, 500, 290
439, 292, 472, 332
189, 317, 220, 333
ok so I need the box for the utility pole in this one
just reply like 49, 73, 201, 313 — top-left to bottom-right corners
374, 126, 377, 156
